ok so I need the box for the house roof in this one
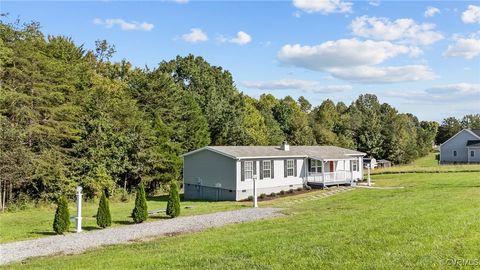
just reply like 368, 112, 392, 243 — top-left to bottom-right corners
471, 129, 480, 137
467, 140, 480, 147
184, 145, 365, 160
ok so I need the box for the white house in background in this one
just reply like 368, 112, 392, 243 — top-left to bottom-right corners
182, 142, 366, 201
439, 129, 480, 164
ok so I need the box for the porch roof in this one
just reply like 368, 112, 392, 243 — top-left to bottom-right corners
185, 145, 365, 160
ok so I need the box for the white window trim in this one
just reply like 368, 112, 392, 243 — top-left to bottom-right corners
351, 160, 359, 172
286, 159, 295, 177
310, 160, 322, 173
262, 160, 271, 179
244, 161, 253, 180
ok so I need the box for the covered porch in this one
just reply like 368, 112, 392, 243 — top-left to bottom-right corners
305, 157, 360, 187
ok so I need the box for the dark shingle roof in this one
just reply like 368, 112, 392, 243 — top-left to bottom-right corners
467, 140, 480, 147
471, 129, 480, 137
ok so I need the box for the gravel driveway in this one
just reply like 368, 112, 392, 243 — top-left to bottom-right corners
0, 207, 282, 265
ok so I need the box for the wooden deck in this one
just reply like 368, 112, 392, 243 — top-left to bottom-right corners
307, 180, 355, 188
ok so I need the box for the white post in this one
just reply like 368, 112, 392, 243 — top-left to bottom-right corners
253, 175, 258, 208
76, 186, 83, 233
367, 164, 371, 187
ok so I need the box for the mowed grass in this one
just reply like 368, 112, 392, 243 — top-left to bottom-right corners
0, 196, 248, 244
372, 153, 480, 175
6, 172, 480, 269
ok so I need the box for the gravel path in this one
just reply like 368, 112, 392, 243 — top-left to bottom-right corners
0, 207, 282, 265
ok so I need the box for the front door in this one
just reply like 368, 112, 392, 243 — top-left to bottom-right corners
329, 161, 334, 172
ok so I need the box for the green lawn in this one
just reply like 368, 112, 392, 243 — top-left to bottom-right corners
0, 196, 248, 244
371, 153, 480, 174
5, 172, 480, 269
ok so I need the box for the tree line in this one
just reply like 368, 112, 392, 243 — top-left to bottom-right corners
0, 20, 478, 209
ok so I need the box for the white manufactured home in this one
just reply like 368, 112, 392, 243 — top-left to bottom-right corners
439, 129, 480, 164
182, 142, 366, 201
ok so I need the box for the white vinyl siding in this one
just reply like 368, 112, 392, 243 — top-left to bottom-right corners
262, 160, 271, 179
286, 159, 295, 176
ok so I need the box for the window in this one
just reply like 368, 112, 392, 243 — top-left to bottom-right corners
453, 150, 457, 157
262, 160, 271, 179
310, 160, 322, 173
471, 151, 475, 157
286, 159, 295, 177
244, 161, 253, 180
351, 160, 359, 172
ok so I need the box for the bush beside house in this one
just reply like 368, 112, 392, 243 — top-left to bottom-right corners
166, 181, 181, 218
96, 191, 112, 228
132, 183, 148, 223
53, 196, 70, 234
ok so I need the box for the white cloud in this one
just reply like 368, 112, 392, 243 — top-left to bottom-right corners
351, 16, 444, 45
293, 0, 352, 14
173, 0, 189, 3
368, 0, 380, 7
181, 28, 208, 43
278, 39, 414, 70
462, 5, 480, 24
387, 83, 480, 101
230, 31, 252, 45
328, 65, 437, 84
443, 33, 480, 59
93, 18, 154, 31
424, 6, 440, 18
218, 31, 252, 45
427, 83, 480, 95
242, 79, 352, 93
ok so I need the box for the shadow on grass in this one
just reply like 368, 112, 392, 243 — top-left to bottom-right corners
114, 220, 135, 225
82, 226, 101, 232
147, 194, 186, 202
31, 231, 57, 236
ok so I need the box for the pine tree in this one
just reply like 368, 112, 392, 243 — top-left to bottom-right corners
166, 181, 181, 218
132, 183, 148, 223
96, 191, 111, 228
53, 196, 70, 234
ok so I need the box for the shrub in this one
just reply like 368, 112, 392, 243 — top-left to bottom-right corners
296, 187, 303, 192
96, 191, 112, 228
132, 183, 148, 223
166, 181, 181, 218
270, 192, 277, 197
53, 196, 70, 234
247, 195, 253, 201
259, 193, 266, 199
288, 189, 294, 194
279, 190, 286, 195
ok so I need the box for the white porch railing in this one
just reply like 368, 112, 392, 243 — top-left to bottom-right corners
306, 171, 353, 183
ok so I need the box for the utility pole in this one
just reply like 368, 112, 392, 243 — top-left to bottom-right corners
76, 186, 83, 233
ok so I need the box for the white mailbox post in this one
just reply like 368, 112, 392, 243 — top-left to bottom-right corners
76, 186, 83, 233
252, 174, 258, 208
367, 164, 371, 187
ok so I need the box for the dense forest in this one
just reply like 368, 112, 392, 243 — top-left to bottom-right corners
1, 20, 479, 209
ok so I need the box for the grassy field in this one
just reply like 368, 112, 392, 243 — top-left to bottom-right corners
5, 171, 480, 269
371, 152, 480, 175
0, 196, 248, 244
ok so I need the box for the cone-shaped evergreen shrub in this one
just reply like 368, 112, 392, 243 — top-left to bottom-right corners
132, 183, 148, 223
96, 191, 112, 228
166, 181, 181, 218
53, 196, 70, 234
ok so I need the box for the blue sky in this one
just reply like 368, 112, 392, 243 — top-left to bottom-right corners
3, 0, 480, 121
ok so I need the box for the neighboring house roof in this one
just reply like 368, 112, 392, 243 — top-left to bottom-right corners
440, 128, 480, 148
466, 140, 480, 147
471, 129, 480, 137
184, 145, 365, 160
